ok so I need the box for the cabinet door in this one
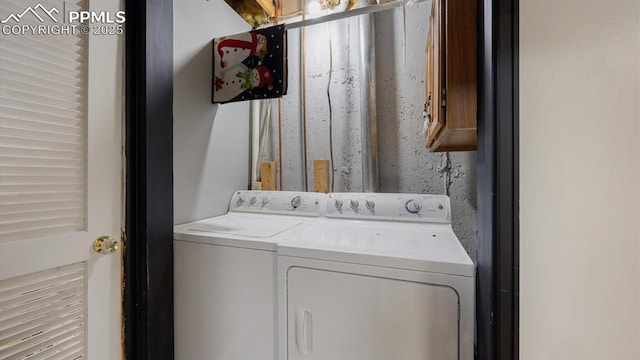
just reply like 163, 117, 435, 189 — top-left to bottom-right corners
426, 0, 446, 145
424, 8, 436, 145
286, 267, 459, 360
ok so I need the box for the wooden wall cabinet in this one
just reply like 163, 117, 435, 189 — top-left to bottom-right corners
424, 0, 477, 152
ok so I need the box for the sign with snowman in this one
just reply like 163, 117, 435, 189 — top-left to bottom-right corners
212, 25, 287, 104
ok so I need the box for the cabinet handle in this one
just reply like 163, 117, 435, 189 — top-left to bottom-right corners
295, 308, 313, 355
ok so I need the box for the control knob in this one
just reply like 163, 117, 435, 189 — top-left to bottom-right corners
249, 196, 257, 205
291, 196, 302, 209
350, 199, 359, 210
365, 200, 375, 210
334, 199, 344, 210
261, 197, 270, 206
405, 199, 422, 214
236, 195, 247, 206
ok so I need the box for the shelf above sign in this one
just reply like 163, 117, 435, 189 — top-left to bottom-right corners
224, 0, 428, 29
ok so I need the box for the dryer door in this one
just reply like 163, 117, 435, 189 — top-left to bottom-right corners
286, 267, 459, 360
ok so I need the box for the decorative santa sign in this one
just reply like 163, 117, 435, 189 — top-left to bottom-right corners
212, 25, 287, 104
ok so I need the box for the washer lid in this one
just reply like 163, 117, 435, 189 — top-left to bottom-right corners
277, 221, 474, 277
174, 213, 304, 251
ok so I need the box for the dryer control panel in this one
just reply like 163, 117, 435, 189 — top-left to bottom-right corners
326, 193, 451, 223
229, 191, 325, 217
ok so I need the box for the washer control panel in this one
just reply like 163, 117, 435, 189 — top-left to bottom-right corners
326, 193, 451, 223
229, 191, 325, 216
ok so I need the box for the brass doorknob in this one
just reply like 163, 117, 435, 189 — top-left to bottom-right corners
93, 236, 119, 254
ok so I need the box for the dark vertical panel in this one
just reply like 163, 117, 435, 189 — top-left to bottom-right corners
512, 1, 520, 356
123, 1, 144, 357
476, 0, 495, 358
124, 0, 174, 359
476, 0, 518, 359
145, 0, 174, 359
495, 0, 517, 357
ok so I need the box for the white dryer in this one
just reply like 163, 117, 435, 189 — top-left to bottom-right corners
277, 192, 475, 360
174, 190, 325, 360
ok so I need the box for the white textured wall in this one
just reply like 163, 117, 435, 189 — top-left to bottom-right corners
173, 0, 250, 225
266, 3, 477, 257
520, 0, 640, 359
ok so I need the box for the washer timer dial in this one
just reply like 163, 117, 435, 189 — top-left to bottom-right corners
404, 199, 422, 214
291, 196, 302, 209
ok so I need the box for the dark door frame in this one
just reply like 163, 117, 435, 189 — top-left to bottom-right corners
121, 0, 518, 359
476, 0, 519, 359
123, 0, 174, 359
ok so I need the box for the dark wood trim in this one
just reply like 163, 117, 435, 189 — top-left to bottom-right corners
476, 0, 519, 359
123, 0, 174, 359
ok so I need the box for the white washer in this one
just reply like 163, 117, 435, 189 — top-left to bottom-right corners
174, 190, 325, 360
277, 192, 475, 360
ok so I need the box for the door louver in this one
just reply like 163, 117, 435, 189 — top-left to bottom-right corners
0, 0, 88, 242
0, 262, 86, 360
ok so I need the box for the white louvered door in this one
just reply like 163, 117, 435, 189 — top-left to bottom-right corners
0, 0, 123, 359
